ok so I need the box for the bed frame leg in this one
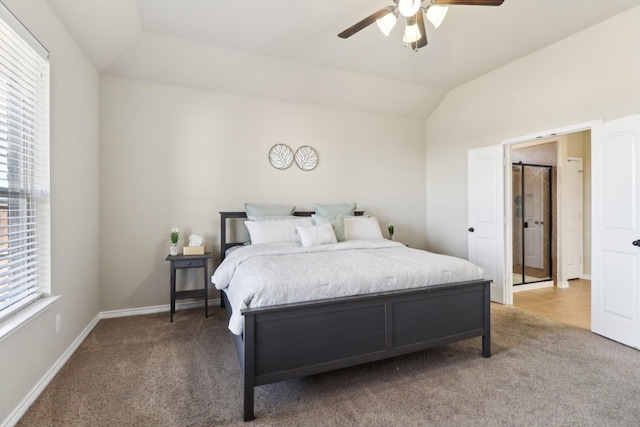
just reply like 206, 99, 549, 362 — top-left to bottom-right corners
243, 313, 256, 421
482, 281, 491, 358
244, 383, 255, 421
482, 334, 490, 358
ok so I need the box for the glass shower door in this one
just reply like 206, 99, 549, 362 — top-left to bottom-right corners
513, 163, 552, 285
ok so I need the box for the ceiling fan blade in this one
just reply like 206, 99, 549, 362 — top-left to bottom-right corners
431, 0, 504, 5
338, 7, 393, 39
412, 11, 428, 50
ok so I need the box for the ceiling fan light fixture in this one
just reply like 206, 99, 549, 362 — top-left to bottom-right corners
398, 0, 421, 18
426, 5, 448, 28
338, 0, 504, 50
376, 11, 397, 36
402, 21, 422, 44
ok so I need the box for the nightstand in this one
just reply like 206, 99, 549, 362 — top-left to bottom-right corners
165, 252, 212, 322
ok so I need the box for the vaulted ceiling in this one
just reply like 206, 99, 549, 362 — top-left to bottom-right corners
46, 0, 640, 119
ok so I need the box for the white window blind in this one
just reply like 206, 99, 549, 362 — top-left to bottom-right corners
0, 3, 49, 322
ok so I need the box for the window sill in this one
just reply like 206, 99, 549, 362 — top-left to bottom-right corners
0, 295, 60, 342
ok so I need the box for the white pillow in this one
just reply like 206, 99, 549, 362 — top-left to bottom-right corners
245, 217, 313, 244
343, 216, 384, 241
296, 223, 338, 247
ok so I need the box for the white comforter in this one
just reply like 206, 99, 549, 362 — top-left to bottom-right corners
212, 240, 485, 335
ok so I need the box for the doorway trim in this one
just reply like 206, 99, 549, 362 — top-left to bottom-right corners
500, 120, 601, 305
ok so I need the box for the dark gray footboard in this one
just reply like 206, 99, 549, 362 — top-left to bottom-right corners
224, 279, 491, 421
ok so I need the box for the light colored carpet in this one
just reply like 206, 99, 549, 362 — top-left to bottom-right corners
17, 303, 640, 426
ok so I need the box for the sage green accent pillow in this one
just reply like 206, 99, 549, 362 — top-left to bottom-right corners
314, 202, 357, 217
245, 203, 296, 220
312, 214, 346, 242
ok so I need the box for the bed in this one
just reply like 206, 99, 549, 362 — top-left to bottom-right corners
214, 211, 491, 421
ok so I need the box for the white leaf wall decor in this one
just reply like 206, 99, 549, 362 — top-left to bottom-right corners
269, 144, 294, 169
295, 146, 318, 171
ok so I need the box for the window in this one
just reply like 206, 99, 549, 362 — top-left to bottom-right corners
0, 4, 49, 322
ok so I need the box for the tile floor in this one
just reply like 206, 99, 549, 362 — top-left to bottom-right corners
512, 278, 591, 329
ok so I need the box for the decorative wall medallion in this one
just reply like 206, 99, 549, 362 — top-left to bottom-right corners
295, 146, 318, 171
269, 144, 294, 169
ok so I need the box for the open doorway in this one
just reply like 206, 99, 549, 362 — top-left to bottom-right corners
509, 131, 592, 329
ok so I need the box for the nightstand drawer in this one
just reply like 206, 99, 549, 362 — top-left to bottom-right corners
173, 258, 205, 269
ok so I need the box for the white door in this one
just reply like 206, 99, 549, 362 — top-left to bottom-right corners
565, 157, 583, 280
523, 166, 545, 270
592, 114, 640, 349
468, 145, 506, 304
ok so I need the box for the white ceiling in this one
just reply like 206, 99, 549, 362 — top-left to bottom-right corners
45, 0, 640, 119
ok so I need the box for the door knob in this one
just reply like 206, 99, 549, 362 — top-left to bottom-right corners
468, 227, 475, 232
633, 240, 640, 247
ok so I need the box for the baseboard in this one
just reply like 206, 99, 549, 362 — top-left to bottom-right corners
2, 313, 101, 427
557, 281, 570, 289
3, 298, 222, 427
100, 298, 221, 319
581, 274, 591, 281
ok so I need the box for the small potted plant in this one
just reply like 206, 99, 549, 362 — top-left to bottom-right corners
169, 228, 180, 256
387, 223, 395, 240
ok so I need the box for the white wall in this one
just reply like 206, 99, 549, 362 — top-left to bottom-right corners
0, 1, 100, 425
425, 6, 640, 259
99, 77, 426, 312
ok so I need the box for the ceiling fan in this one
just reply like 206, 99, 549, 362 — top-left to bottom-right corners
338, 0, 505, 52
